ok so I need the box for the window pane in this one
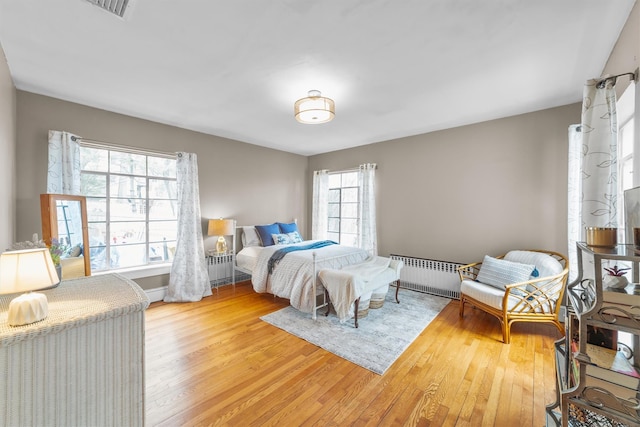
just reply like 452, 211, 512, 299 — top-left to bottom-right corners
327, 232, 340, 242
328, 203, 340, 217
621, 119, 634, 158
328, 174, 341, 188
328, 218, 340, 233
328, 189, 340, 203
622, 157, 634, 191
149, 240, 175, 262
149, 178, 177, 199
110, 151, 146, 176
342, 188, 358, 203
110, 198, 146, 221
340, 233, 358, 247
110, 221, 146, 245
113, 244, 146, 268
80, 146, 108, 172
81, 173, 107, 197
149, 200, 178, 220
148, 157, 177, 178
341, 203, 358, 218
86, 198, 106, 222
342, 172, 358, 187
149, 220, 177, 242
110, 175, 147, 198
341, 218, 358, 234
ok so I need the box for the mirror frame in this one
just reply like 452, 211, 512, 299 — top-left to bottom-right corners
40, 193, 91, 277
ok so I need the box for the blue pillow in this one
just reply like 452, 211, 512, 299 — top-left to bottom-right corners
255, 223, 280, 246
278, 222, 298, 234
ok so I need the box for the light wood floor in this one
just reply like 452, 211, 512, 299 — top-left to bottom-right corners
145, 281, 561, 426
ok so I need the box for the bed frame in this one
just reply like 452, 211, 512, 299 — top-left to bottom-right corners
234, 225, 402, 325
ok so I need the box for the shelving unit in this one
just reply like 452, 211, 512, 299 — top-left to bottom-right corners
546, 242, 640, 427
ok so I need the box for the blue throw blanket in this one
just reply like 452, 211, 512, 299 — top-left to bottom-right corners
267, 240, 337, 274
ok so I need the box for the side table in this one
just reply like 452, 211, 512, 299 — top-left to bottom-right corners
207, 252, 235, 292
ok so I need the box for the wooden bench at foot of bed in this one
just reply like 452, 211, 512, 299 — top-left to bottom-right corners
318, 257, 404, 328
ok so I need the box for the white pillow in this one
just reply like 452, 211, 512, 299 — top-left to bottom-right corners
242, 226, 261, 247
476, 255, 535, 290
272, 233, 292, 245
504, 250, 563, 278
287, 231, 303, 243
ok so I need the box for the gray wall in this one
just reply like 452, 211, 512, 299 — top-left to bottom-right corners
15, 92, 308, 289
309, 104, 580, 264
0, 43, 16, 251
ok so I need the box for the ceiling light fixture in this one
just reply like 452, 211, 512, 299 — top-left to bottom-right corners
294, 90, 335, 124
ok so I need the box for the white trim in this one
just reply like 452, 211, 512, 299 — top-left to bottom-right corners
145, 286, 167, 303
93, 263, 171, 280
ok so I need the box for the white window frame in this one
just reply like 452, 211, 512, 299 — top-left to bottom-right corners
327, 170, 360, 246
79, 143, 178, 274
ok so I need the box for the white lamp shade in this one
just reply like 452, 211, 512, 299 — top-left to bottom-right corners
0, 248, 60, 295
208, 219, 235, 237
294, 91, 335, 124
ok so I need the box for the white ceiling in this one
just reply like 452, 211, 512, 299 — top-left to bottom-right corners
0, 0, 635, 156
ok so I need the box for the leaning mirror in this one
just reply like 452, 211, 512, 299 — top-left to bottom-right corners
40, 193, 91, 278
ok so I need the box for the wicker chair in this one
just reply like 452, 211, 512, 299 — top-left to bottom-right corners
458, 249, 569, 344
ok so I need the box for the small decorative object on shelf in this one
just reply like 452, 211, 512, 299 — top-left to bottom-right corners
585, 227, 618, 248
603, 265, 631, 289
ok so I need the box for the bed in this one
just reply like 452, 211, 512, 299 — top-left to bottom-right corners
235, 222, 399, 322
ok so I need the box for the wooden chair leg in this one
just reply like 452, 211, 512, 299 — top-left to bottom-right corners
459, 296, 465, 317
394, 280, 400, 303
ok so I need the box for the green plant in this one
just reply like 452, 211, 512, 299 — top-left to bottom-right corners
604, 265, 631, 277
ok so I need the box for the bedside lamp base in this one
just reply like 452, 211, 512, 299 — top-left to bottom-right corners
8, 292, 48, 326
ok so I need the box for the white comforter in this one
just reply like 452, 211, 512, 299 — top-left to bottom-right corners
251, 241, 370, 313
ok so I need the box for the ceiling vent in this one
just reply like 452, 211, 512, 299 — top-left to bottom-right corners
84, 0, 130, 18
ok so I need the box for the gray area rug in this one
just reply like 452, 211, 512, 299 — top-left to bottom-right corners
260, 289, 451, 375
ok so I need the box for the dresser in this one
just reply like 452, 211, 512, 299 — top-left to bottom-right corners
0, 273, 150, 427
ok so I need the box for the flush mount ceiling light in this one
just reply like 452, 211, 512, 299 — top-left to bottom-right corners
294, 90, 335, 124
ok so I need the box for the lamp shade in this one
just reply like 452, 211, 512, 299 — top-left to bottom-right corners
0, 248, 60, 295
208, 219, 235, 237
294, 90, 335, 124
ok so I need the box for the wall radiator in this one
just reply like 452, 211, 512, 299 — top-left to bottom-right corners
390, 254, 464, 299
207, 254, 250, 286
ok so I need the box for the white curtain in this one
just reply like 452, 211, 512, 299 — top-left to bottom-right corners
567, 79, 619, 282
312, 170, 329, 240
358, 163, 377, 256
164, 152, 211, 302
47, 130, 81, 195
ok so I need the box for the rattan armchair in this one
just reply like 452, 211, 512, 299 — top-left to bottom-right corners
458, 250, 569, 344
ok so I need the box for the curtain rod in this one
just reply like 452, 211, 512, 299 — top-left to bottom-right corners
595, 70, 638, 89
70, 136, 178, 159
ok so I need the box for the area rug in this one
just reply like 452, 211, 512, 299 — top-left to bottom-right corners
260, 290, 451, 375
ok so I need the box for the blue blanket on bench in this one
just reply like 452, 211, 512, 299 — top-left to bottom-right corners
267, 240, 337, 274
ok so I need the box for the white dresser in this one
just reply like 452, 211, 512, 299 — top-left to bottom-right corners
0, 273, 149, 427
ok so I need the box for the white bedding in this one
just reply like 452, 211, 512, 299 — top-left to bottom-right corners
248, 240, 370, 313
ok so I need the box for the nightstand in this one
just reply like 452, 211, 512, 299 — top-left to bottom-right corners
206, 252, 235, 292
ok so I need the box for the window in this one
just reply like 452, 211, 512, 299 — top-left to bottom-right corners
327, 171, 359, 246
79, 145, 177, 272
617, 83, 636, 238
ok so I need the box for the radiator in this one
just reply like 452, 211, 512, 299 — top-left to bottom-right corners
390, 254, 463, 299
207, 254, 250, 286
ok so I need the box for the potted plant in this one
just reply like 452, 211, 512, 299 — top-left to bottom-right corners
603, 265, 631, 289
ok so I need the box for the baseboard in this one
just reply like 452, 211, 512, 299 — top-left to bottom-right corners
146, 286, 167, 303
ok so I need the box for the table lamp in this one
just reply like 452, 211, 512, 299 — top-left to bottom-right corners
208, 219, 235, 254
0, 248, 60, 326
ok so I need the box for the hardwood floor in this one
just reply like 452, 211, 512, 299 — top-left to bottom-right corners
145, 281, 561, 426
